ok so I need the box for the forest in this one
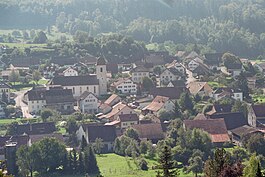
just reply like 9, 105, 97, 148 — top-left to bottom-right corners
1, 0, 265, 57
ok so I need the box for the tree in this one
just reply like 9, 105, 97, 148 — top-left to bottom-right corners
219, 162, 243, 177
33, 31, 48, 44
242, 133, 265, 156
222, 53, 241, 69
256, 162, 263, 177
244, 154, 260, 177
2, 91, 8, 104
9, 70, 20, 85
157, 145, 178, 177
81, 136, 88, 151
32, 70, 42, 85
78, 151, 85, 174
33, 138, 67, 173
84, 146, 99, 174
16, 145, 33, 177
124, 128, 139, 140
233, 73, 250, 99
232, 100, 248, 117
154, 66, 162, 75
187, 156, 203, 177
158, 109, 173, 122
6, 121, 18, 135
142, 76, 154, 92
93, 138, 104, 155
66, 118, 78, 135
40, 108, 54, 122
174, 101, 181, 118
204, 148, 230, 177
178, 92, 194, 113
72, 149, 78, 172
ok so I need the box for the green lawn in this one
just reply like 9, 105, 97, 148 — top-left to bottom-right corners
0, 42, 46, 49
252, 94, 265, 103
0, 118, 22, 124
96, 154, 194, 177
207, 81, 225, 88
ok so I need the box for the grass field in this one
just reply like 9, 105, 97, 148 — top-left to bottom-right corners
96, 154, 194, 177
252, 94, 265, 103
0, 118, 23, 124
207, 81, 225, 88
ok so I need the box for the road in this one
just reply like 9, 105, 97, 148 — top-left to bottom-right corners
185, 68, 197, 84
14, 89, 33, 118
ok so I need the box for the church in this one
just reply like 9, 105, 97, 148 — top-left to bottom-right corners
48, 57, 107, 97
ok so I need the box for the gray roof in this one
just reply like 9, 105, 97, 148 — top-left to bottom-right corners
78, 91, 97, 101
50, 75, 99, 86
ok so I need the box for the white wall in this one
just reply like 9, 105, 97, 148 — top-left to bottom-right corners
116, 80, 137, 94
79, 94, 99, 113
64, 85, 99, 97
28, 100, 46, 113
132, 71, 149, 83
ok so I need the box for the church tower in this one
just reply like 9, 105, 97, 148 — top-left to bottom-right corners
96, 57, 107, 95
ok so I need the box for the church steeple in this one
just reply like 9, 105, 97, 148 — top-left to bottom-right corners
96, 56, 107, 95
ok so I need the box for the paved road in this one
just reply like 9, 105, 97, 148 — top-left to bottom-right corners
186, 68, 197, 84
14, 89, 33, 118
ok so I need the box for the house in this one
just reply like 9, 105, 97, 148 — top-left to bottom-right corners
192, 63, 211, 77
166, 61, 186, 74
206, 104, 232, 116
11, 122, 57, 135
183, 119, 230, 145
76, 124, 116, 152
25, 87, 75, 114
104, 94, 122, 107
230, 125, 263, 146
131, 66, 150, 83
248, 104, 265, 127
111, 78, 137, 94
149, 87, 184, 100
145, 51, 172, 66
132, 123, 164, 143
167, 80, 186, 88
159, 68, 182, 85
247, 77, 256, 89
118, 114, 139, 129
49, 57, 107, 97
187, 82, 213, 96
226, 63, 243, 77
209, 112, 248, 130
0, 82, 11, 101
204, 53, 223, 70
212, 88, 243, 101
28, 133, 64, 146
185, 51, 199, 60
142, 96, 175, 116
63, 67, 78, 76
99, 102, 135, 122
98, 103, 112, 114
78, 91, 99, 114
187, 57, 203, 71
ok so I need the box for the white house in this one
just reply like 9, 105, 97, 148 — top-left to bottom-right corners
131, 66, 150, 83
63, 67, 78, 76
142, 96, 175, 116
111, 78, 137, 94
188, 57, 203, 71
160, 68, 182, 85
212, 88, 243, 101
78, 91, 99, 114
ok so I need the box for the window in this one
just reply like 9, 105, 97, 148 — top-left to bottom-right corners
73, 87, 75, 94
87, 87, 89, 90
100, 67, 103, 72
94, 86, 96, 93
37, 101, 39, 103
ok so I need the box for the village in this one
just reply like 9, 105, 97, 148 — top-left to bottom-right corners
0, 45, 265, 176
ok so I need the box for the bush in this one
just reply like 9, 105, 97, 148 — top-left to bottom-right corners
138, 159, 148, 171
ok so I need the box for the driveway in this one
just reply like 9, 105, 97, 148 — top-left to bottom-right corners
14, 89, 33, 118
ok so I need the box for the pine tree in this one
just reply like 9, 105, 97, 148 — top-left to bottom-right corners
72, 148, 78, 172
78, 151, 85, 174
81, 136, 88, 151
84, 146, 99, 174
157, 145, 178, 177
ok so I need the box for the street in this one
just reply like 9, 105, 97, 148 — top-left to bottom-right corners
14, 89, 33, 118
